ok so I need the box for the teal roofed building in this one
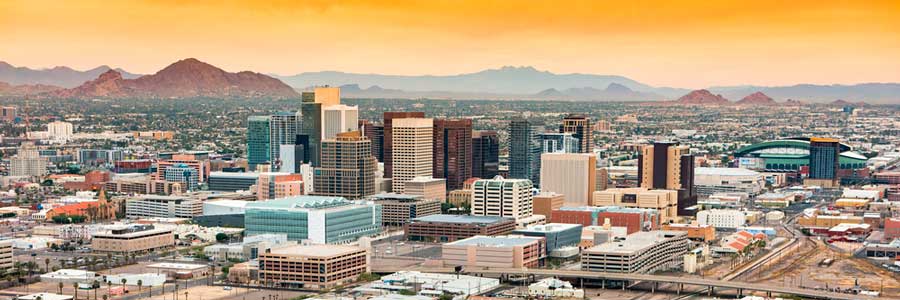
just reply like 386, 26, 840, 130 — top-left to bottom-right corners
734, 137, 867, 172
244, 196, 382, 244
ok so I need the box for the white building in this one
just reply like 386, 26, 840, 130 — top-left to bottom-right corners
202, 200, 249, 216
540, 153, 596, 207
125, 195, 203, 219
694, 167, 765, 196
372, 271, 500, 296
528, 278, 584, 298
203, 233, 293, 261
47, 121, 74, 141
9, 141, 48, 177
390, 118, 433, 193
322, 104, 359, 140
472, 176, 542, 226
696, 209, 749, 229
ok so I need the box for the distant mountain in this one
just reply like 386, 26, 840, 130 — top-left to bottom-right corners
49, 58, 298, 99
673, 89, 731, 105
708, 83, 900, 104
0, 61, 140, 88
278, 66, 665, 96
736, 92, 777, 106
0, 81, 61, 97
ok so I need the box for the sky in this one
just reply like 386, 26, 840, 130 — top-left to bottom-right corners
2, 0, 900, 88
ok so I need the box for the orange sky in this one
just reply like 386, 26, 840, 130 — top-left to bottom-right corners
2, 0, 900, 88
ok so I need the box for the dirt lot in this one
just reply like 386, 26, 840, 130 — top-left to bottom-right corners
745, 238, 900, 297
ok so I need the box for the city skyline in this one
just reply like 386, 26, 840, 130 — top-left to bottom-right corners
2, 0, 900, 88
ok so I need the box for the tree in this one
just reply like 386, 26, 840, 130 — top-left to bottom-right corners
58, 282, 64, 294
215, 232, 229, 243
137, 279, 143, 299
92, 280, 100, 300
44, 258, 50, 273
73, 282, 79, 300
121, 278, 127, 292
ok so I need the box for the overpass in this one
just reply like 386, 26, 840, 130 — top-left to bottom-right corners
371, 266, 880, 300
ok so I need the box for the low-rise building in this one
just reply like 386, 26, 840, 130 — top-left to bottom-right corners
244, 196, 382, 244
204, 234, 293, 261
696, 209, 752, 229
259, 244, 367, 290
528, 278, 584, 298
755, 193, 796, 208
91, 224, 174, 253
403, 177, 447, 202
125, 195, 203, 219
581, 231, 688, 274
592, 188, 678, 223
694, 167, 765, 196
0, 240, 12, 274
512, 223, 582, 257
661, 223, 716, 242
442, 235, 545, 268
533, 192, 564, 219
404, 214, 516, 242
370, 193, 441, 226
550, 206, 658, 234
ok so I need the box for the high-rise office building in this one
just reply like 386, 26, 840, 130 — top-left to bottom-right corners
807, 137, 840, 187
257, 172, 303, 201
269, 112, 300, 167
278, 144, 305, 173
247, 116, 271, 171
509, 118, 542, 185
322, 104, 359, 140
0, 106, 17, 122
638, 142, 696, 216
358, 120, 385, 161
540, 153, 597, 207
301, 92, 323, 167
560, 114, 592, 153
390, 118, 433, 193
540, 132, 580, 154
313, 131, 377, 199
383, 112, 426, 178
433, 119, 472, 191
472, 130, 499, 179
10, 141, 48, 177
163, 163, 200, 191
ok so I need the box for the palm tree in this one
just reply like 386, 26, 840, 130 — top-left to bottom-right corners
87, 257, 97, 271
121, 278, 127, 293
58, 282, 64, 294
44, 258, 50, 273
73, 282, 79, 300
137, 279, 143, 299
92, 280, 100, 300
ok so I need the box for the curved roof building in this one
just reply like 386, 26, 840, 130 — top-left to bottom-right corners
735, 138, 867, 172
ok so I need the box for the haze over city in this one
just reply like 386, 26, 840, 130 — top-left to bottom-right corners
1, 2, 900, 300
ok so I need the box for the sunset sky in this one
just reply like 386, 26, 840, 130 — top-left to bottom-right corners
2, 0, 900, 88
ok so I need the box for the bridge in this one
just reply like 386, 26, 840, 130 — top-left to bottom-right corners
371, 266, 881, 300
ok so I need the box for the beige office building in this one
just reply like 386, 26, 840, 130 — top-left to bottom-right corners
91, 225, 174, 253
533, 192, 565, 219
404, 177, 446, 202
593, 188, 679, 223
540, 153, 597, 206
314, 87, 341, 106
0, 240, 12, 274
443, 235, 545, 268
314, 131, 377, 199
390, 118, 433, 193
371, 193, 441, 226
259, 244, 367, 290
639, 143, 690, 191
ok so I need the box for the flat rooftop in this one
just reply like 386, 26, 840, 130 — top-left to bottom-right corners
147, 263, 208, 270
245, 195, 351, 210
412, 214, 512, 225
267, 244, 363, 257
371, 193, 424, 201
447, 235, 541, 247
586, 230, 686, 255
513, 223, 581, 233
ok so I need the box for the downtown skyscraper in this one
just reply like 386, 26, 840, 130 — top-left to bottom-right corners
269, 112, 300, 168
246, 115, 271, 171
383, 111, 426, 178
509, 118, 542, 186
560, 114, 592, 153
432, 118, 473, 191
638, 142, 696, 216
313, 131, 377, 199
390, 117, 433, 193
472, 130, 499, 179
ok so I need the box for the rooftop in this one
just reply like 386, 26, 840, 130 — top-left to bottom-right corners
447, 235, 542, 247
267, 244, 363, 257
514, 223, 581, 233
413, 214, 513, 225
245, 195, 350, 210
370, 193, 424, 201
695, 167, 760, 176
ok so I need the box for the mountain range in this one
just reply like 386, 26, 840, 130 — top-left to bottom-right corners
48, 58, 297, 99
0, 61, 140, 88
1, 59, 899, 103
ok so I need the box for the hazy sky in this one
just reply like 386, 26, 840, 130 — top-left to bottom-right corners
2, 0, 899, 88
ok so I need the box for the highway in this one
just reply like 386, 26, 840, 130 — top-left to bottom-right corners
371, 266, 883, 300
